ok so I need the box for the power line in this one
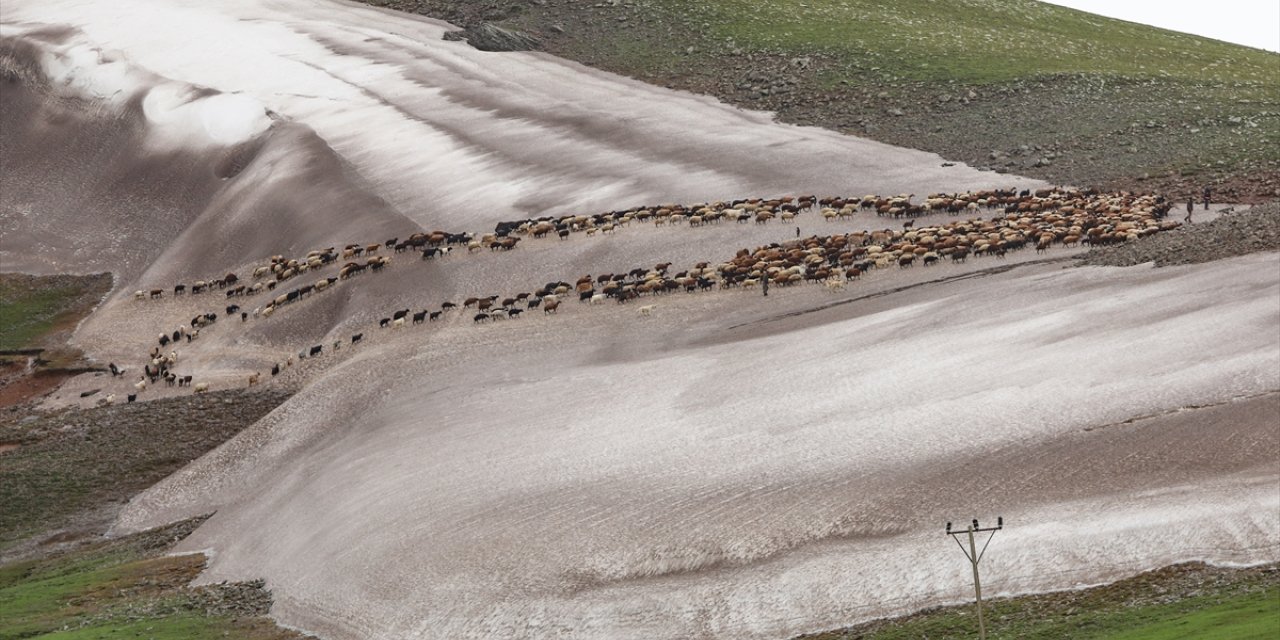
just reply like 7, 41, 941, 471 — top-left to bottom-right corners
946, 516, 1004, 639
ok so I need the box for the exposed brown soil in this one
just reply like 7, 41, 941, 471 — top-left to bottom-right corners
0, 272, 113, 408
0, 366, 75, 409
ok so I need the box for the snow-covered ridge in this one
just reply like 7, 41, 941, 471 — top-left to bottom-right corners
4, 0, 1039, 238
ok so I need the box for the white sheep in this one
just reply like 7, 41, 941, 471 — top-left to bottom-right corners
135, 378, 147, 392
638, 304, 656, 316
590, 294, 606, 305
193, 382, 209, 394
392, 317, 406, 329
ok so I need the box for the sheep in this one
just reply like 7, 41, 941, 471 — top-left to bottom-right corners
352, 333, 364, 344
590, 293, 607, 305
134, 290, 146, 300
392, 317, 406, 329
543, 300, 561, 314
193, 382, 209, 394
248, 372, 260, 387
134, 378, 147, 392
638, 304, 656, 316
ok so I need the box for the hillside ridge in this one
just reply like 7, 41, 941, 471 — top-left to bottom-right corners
365, 0, 1280, 202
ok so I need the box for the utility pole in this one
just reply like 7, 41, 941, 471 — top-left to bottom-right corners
946, 517, 1003, 639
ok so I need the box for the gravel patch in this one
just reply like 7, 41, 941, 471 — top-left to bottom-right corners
1080, 201, 1280, 267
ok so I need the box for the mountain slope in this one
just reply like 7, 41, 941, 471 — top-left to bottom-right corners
370, 0, 1280, 200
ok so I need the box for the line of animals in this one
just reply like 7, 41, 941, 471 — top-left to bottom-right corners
109, 187, 1176, 401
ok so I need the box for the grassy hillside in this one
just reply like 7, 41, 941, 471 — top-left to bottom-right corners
649, 0, 1276, 84
797, 562, 1280, 640
0, 390, 290, 557
0, 274, 111, 352
369, 0, 1280, 201
0, 517, 309, 640
0, 391, 301, 638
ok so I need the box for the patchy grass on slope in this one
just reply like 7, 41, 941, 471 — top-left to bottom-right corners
372, 0, 1280, 196
0, 391, 291, 556
0, 274, 111, 352
797, 562, 1280, 640
676, 0, 1277, 84
0, 518, 309, 640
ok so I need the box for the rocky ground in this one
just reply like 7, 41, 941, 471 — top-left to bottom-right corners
0, 389, 292, 562
1081, 202, 1280, 267
362, 0, 1280, 203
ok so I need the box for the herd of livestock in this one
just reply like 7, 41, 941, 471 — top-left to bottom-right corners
106, 187, 1178, 402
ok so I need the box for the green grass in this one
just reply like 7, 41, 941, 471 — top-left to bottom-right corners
0, 520, 304, 640
1100, 589, 1279, 640
0, 285, 82, 351
651, 0, 1279, 84
0, 274, 110, 351
802, 563, 1280, 640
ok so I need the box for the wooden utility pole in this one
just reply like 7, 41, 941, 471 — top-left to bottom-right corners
946, 517, 1003, 639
